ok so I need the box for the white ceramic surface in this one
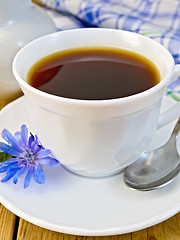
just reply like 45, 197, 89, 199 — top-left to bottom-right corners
13, 29, 180, 177
0, 96, 180, 236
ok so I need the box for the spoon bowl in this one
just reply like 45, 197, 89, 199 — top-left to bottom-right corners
124, 120, 180, 191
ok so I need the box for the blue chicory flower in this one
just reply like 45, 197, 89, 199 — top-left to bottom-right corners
0, 124, 60, 188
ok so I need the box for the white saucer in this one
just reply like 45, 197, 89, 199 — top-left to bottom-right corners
0, 96, 180, 236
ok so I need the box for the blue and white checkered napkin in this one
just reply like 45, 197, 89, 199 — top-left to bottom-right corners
37, 0, 180, 100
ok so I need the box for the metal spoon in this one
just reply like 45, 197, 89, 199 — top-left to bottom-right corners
124, 120, 180, 191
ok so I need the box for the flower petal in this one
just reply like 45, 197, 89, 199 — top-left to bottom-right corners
0, 125, 61, 188
1, 171, 17, 182
6, 165, 21, 174
30, 136, 41, 154
13, 167, 27, 184
33, 165, 46, 184
24, 167, 34, 189
1, 129, 22, 151
0, 161, 18, 173
28, 133, 34, 149
36, 149, 51, 158
0, 165, 11, 173
38, 156, 60, 167
14, 131, 25, 150
0, 142, 21, 157
20, 125, 29, 147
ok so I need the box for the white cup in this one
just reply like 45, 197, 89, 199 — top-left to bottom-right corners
12, 28, 180, 177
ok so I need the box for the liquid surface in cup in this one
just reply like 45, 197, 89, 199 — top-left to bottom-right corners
27, 47, 160, 100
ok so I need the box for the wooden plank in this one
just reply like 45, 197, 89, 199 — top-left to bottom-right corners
0, 103, 6, 110
86, 234, 132, 240
148, 213, 180, 240
148, 221, 165, 240
176, 212, 180, 232
132, 228, 147, 240
17, 218, 132, 240
0, 204, 17, 240
162, 214, 180, 240
0, 93, 23, 111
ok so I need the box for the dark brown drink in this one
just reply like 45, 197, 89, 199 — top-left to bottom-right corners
27, 47, 160, 100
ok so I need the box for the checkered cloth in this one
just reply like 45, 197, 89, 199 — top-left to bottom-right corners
37, 0, 180, 100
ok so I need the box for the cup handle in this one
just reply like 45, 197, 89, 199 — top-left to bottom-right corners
158, 64, 180, 129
